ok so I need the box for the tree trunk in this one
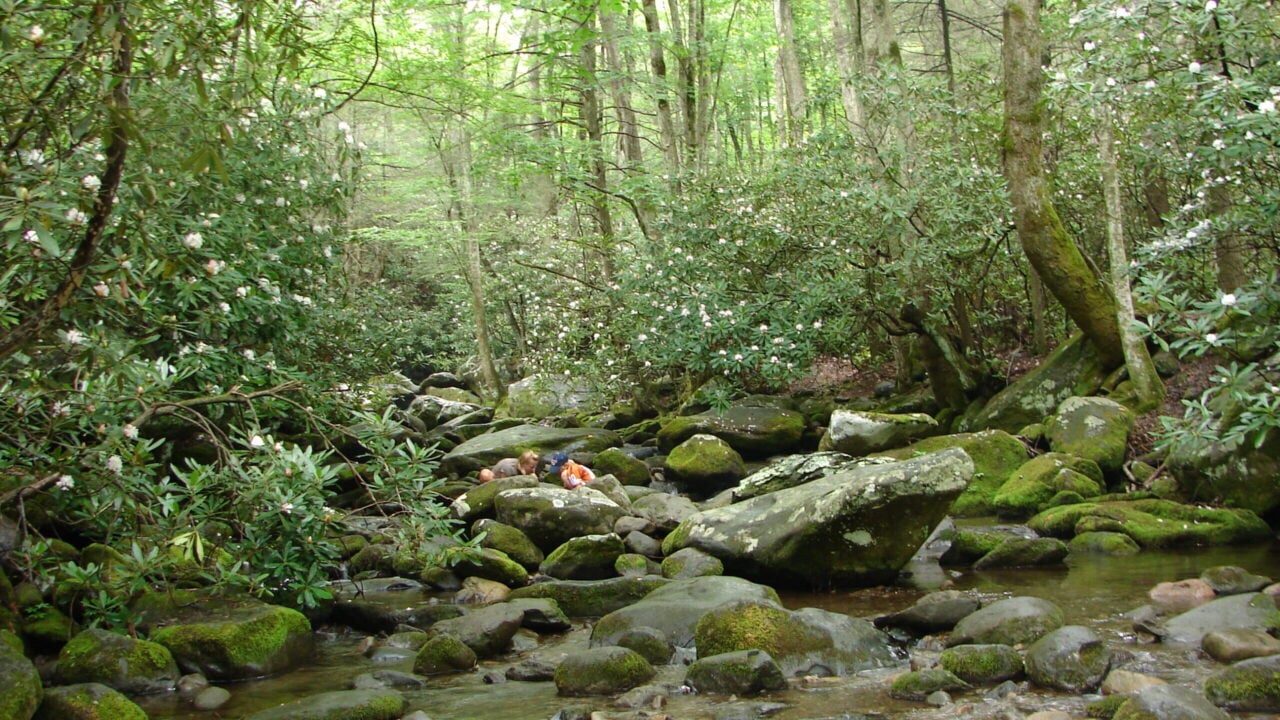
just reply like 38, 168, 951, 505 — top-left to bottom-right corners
1208, 184, 1246, 292
828, 0, 867, 132
1001, 0, 1124, 368
579, 21, 615, 283
641, 0, 681, 178
1099, 117, 1164, 410
774, 0, 807, 146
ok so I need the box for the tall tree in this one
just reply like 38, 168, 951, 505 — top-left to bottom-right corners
774, 0, 808, 145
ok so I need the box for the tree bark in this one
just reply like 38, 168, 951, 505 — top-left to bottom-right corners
578, 20, 616, 283
1208, 184, 1246, 292
1001, 0, 1124, 368
641, 0, 681, 178
828, 0, 867, 132
773, 0, 807, 146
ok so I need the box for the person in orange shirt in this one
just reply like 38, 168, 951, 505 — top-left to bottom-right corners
548, 451, 595, 489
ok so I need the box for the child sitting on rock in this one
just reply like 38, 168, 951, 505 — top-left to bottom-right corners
548, 451, 595, 489
477, 450, 539, 483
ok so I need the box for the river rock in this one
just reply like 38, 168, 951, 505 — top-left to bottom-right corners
1157, 592, 1278, 645
663, 434, 747, 497
242, 689, 407, 720
554, 646, 655, 696
730, 452, 858, 501
142, 596, 313, 681
55, 628, 179, 695
657, 404, 806, 459
450, 476, 542, 522
428, 603, 524, 659
972, 536, 1068, 569
631, 493, 699, 533
442, 424, 621, 477
331, 592, 463, 634
938, 644, 1024, 684
875, 591, 982, 635
685, 650, 788, 695
1201, 627, 1280, 662
1024, 625, 1110, 692
693, 600, 897, 677
662, 449, 973, 587
661, 547, 724, 579
819, 409, 940, 456
1114, 684, 1231, 720
874, 429, 1027, 517
623, 530, 663, 558
1045, 396, 1133, 476
412, 634, 476, 674
192, 685, 232, 710
494, 485, 627, 551
1204, 653, 1280, 711
888, 669, 971, 701
473, 519, 544, 570
1148, 578, 1216, 613
508, 575, 669, 617
1167, 401, 1280, 518
540, 534, 626, 580
454, 576, 510, 606
948, 596, 1065, 647
504, 598, 572, 633
409, 393, 481, 429
616, 553, 659, 577
0, 636, 41, 720
591, 576, 781, 649
615, 627, 675, 665
1068, 531, 1141, 556
1028, 498, 1271, 547
33, 683, 148, 720
966, 334, 1109, 434
507, 374, 606, 419
1101, 668, 1166, 695
592, 448, 652, 486
939, 526, 1034, 566
1199, 566, 1273, 595
993, 453, 1104, 520
454, 547, 529, 587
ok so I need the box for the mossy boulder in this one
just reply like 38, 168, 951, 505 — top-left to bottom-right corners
1168, 412, 1280, 519
972, 537, 1069, 570
663, 434, 747, 498
1114, 684, 1231, 720
967, 334, 1109, 434
1204, 653, 1280, 711
948, 596, 1065, 647
494, 486, 628, 551
993, 453, 1105, 520
1201, 628, 1280, 663
506, 374, 605, 420
939, 644, 1024, 684
33, 683, 147, 720
730, 452, 858, 502
1024, 625, 1111, 692
874, 591, 981, 635
939, 528, 1019, 566
1045, 397, 1133, 476
504, 598, 572, 634
1200, 566, 1273, 595
412, 633, 477, 675
540, 534, 626, 580
450, 476, 542, 522
507, 576, 669, 618
685, 649, 789, 695
428, 603, 524, 659
20, 603, 77, 652
888, 668, 971, 701
56, 628, 179, 695
592, 448, 652, 486
661, 547, 724, 579
241, 689, 407, 720
1068, 531, 1141, 556
1028, 499, 1272, 547
473, 519, 544, 570
631, 493, 700, 533
615, 626, 674, 665
441, 424, 621, 478
656, 405, 806, 459
819, 410, 940, 456
591, 576, 779, 649
0, 636, 41, 720
452, 547, 530, 587
554, 646, 655, 696
146, 597, 313, 681
875, 430, 1027, 516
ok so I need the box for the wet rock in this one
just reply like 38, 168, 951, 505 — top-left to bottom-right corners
1068, 531, 1141, 556
1025, 712, 1072, 720
730, 452, 858, 502
615, 627, 675, 665
1028, 499, 1271, 548
1158, 592, 1278, 646
888, 668, 971, 701
874, 429, 1028, 517
506, 374, 606, 420
495, 486, 628, 551
0, 637, 41, 720
1204, 654, 1280, 711
664, 434, 748, 498
141, 596, 313, 681
351, 670, 427, 690
508, 575, 669, 618
442, 424, 622, 478
593, 448, 652, 486
1199, 566, 1273, 595
192, 686, 231, 710
1024, 625, 1110, 692
473, 519, 545, 570
451, 476, 542, 523
663, 449, 973, 587
614, 682, 670, 709
615, 515, 655, 535
504, 598, 572, 633
506, 657, 558, 681
583, 475, 634, 510
1045, 396, 1133, 476
685, 650, 788, 695
948, 596, 1065, 647
429, 603, 524, 659
34, 683, 148, 720
591, 576, 780, 649
938, 526, 1033, 566
993, 453, 1104, 520
661, 547, 724, 579
1202, 627, 1280, 662
1102, 668, 1166, 695
819, 409, 940, 456
925, 690, 952, 706
554, 646, 655, 696
412, 634, 477, 675
972, 536, 1068, 570
541, 534, 626, 580
241, 688, 407, 720
938, 644, 1024, 684
1148, 578, 1216, 613
623, 530, 663, 558
454, 576, 511, 606
1113, 684, 1230, 720
874, 590, 982, 635
616, 553, 660, 577
631, 493, 700, 533
55, 628, 179, 695
657, 404, 806, 459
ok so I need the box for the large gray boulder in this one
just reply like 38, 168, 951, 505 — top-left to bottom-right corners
1024, 625, 1110, 692
553, 646, 654, 696
685, 650, 788, 695
730, 452, 858, 502
661, 449, 974, 587
428, 603, 525, 659
1156, 592, 1279, 646
450, 476, 542, 522
1045, 396, 1133, 476
656, 405, 807, 459
441, 424, 622, 477
494, 485, 628, 551
591, 576, 781, 649
819, 410, 939, 456
507, 576, 669, 617
631, 493, 699, 533
540, 534, 626, 580
507, 374, 606, 420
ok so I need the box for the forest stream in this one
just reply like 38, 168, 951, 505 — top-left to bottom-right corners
132, 533, 1280, 720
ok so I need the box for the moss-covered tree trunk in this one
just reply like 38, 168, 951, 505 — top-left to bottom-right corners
1001, 0, 1124, 369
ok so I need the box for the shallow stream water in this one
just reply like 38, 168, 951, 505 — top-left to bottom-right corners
135, 537, 1280, 720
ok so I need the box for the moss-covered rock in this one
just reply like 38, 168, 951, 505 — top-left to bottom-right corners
819, 410, 940, 456
657, 404, 806, 459
972, 537, 1068, 570
591, 576, 779, 649
948, 596, 1064, 647
875, 429, 1028, 516
494, 486, 628, 552
429, 603, 524, 659
540, 534, 626, 581
939, 644, 1024, 684
685, 649, 789, 695
554, 646, 655, 696
34, 683, 148, 720
1168, 414, 1280, 519
615, 553, 655, 577
592, 448, 652, 486
661, 547, 724, 579
888, 668, 971, 701
242, 689, 408, 720
56, 628, 179, 695
1028, 499, 1272, 547
1113, 684, 1231, 720
993, 453, 1104, 520
441, 424, 622, 478
453, 547, 530, 587
473, 519, 544, 571
1045, 397, 1133, 476
663, 434, 747, 498
450, 476, 542, 523
1068, 531, 1141, 556
1024, 625, 1110, 692
20, 603, 76, 652
412, 633, 477, 675
508, 575, 669, 618
939, 529, 1012, 566
1204, 653, 1280, 711
615, 626, 674, 665
146, 597, 313, 681
0, 635, 41, 720
966, 334, 1109, 434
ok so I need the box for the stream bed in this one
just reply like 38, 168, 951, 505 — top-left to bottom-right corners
135, 538, 1280, 720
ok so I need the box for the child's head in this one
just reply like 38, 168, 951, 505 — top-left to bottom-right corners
517, 450, 539, 475
548, 451, 569, 475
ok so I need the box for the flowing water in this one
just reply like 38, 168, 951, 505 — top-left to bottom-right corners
135, 538, 1280, 720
